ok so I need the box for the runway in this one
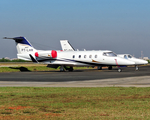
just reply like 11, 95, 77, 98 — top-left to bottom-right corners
0, 66, 150, 87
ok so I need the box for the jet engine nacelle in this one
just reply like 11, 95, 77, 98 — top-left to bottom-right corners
35, 50, 57, 58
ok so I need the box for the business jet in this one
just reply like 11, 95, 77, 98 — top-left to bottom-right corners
60, 40, 148, 71
117, 54, 148, 70
3, 37, 135, 72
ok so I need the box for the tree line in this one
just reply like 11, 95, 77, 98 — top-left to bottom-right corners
0, 58, 28, 62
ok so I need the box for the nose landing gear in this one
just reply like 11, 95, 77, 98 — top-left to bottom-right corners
118, 68, 122, 72
135, 65, 139, 71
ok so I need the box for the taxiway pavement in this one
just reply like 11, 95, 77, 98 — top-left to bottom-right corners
0, 66, 149, 87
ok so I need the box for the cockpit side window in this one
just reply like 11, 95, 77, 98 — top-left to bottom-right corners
124, 55, 128, 59
103, 53, 107, 56
103, 52, 117, 57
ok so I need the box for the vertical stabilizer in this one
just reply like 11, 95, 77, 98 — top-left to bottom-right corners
3, 37, 37, 54
3, 37, 37, 61
60, 40, 75, 51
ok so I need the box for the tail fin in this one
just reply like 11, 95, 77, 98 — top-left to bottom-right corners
4, 37, 37, 61
60, 40, 75, 51
3, 37, 36, 54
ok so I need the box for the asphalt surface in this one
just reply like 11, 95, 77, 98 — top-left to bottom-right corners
0, 66, 150, 87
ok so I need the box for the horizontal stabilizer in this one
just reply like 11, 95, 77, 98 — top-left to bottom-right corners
3, 37, 33, 47
3, 37, 14, 39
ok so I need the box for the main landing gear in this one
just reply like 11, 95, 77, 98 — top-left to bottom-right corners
60, 66, 65, 72
97, 66, 102, 70
60, 66, 74, 72
108, 66, 112, 70
97, 66, 122, 72
97, 66, 113, 70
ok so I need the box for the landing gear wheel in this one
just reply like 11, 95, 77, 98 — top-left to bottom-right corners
135, 66, 139, 71
97, 66, 102, 70
64, 66, 74, 71
108, 66, 112, 70
60, 66, 65, 72
118, 68, 122, 72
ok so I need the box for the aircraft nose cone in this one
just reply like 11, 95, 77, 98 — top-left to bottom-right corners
135, 59, 148, 65
143, 60, 148, 64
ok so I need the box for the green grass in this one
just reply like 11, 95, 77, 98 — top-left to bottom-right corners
0, 87, 150, 119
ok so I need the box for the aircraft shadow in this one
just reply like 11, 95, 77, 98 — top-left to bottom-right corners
9, 67, 31, 72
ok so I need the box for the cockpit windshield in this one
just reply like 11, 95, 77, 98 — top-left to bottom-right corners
128, 55, 132, 58
124, 54, 133, 59
103, 52, 117, 57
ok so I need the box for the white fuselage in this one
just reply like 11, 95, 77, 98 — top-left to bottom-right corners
117, 54, 148, 65
18, 50, 135, 66
22, 50, 135, 66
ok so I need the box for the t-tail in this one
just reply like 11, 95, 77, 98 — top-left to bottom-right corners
60, 40, 75, 51
3, 37, 37, 61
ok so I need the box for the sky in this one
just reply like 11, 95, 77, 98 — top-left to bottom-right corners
0, 0, 150, 59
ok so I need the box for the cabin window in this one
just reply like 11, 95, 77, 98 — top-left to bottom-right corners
95, 55, 97, 58
79, 55, 81, 58
84, 55, 86, 58
89, 55, 92, 58
73, 55, 75, 58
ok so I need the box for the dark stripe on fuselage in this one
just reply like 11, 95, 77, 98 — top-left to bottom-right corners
36, 57, 113, 66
